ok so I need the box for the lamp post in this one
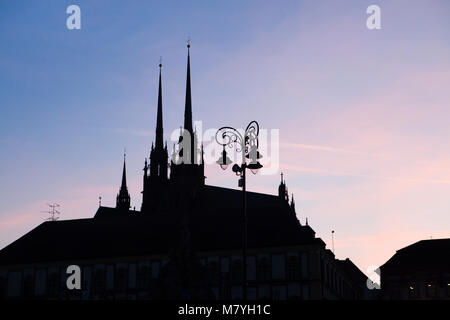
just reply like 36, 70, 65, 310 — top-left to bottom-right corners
215, 121, 263, 300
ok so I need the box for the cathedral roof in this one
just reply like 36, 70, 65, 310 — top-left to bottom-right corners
0, 185, 322, 267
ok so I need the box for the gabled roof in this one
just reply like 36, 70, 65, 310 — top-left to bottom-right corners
380, 238, 450, 271
336, 258, 368, 285
0, 185, 322, 266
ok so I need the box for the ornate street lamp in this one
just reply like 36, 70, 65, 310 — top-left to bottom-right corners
215, 120, 263, 300
216, 145, 233, 171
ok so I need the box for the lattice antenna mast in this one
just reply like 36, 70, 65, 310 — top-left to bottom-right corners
41, 203, 60, 221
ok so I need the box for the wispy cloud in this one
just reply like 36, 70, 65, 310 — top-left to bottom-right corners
281, 142, 388, 158
281, 162, 450, 185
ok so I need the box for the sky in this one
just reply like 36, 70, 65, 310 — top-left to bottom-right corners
0, 0, 449, 275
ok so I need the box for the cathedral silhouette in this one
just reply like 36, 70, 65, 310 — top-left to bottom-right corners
138, 44, 206, 216
0, 45, 369, 300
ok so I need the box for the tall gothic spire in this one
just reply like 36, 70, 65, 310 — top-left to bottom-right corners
184, 43, 193, 136
121, 155, 127, 189
117, 153, 131, 211
155, 62, 164, 150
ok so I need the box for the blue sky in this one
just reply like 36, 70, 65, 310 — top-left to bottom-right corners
1, 0, 449, 273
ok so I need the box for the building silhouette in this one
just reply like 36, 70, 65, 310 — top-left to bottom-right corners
380, 238, 450, 300
0, 45, 368, 300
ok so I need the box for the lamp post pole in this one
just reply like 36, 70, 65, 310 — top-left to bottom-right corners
215, 121, 263, 300
242, 162, 247, 300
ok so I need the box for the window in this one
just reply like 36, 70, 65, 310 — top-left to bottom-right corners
60, 269, 68, 297
302, 284, 309, 300
35, 269, 47, 296
106, 265, 114, 291
301, 253, 309, 278
137, 266, 149, 290
258, 285, 270, 299
151, 262, 160, 279
24, 275, 34, 298
93, 269, 105, 293
408, 284, 419, 299
7, 272, 22, 298
426, 283, 436, 298
207, 261, 219, 285
220, 272, 231, 300
288, 283, 301, 300
116, 268, 127, 291
231, 286, 243, 300
128, 264, 136, 289
220, 258, 230, 273
272, 254, 285, 280
257, 258, 271, 282
247, 256, 256, 281
247, 287, 257, 300
231, 259, 243, 284
287, 256, 300, 281
272, 285, 287, 300
47, 273, 59, 297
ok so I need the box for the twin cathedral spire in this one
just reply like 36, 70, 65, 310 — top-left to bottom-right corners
116, 44, 204, 213
115, 44, 296, 218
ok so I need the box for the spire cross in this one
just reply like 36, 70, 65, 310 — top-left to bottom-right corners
281, 172, 284, 183
187, 37, 191, 48
159, 56, 163, 68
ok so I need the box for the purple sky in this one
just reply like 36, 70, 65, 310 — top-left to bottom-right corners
0, 0, 449, 274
